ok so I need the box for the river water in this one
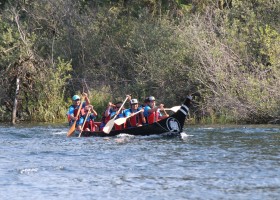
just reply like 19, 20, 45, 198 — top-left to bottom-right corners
0, 123, 280, 200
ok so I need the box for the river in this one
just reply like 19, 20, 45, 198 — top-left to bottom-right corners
0, 124, 279, 200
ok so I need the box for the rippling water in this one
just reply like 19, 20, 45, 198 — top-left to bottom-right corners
0, 124, 280, 200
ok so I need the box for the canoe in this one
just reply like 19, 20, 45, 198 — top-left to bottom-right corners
79, 97, 191, 137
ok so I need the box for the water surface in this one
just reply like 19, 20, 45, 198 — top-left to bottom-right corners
0, 124, 280, 200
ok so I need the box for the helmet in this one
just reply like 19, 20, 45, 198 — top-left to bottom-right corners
130, 99, 138, 104
72, 95, 80, 101
148, 96, 155, 101
144, 97, 149, 103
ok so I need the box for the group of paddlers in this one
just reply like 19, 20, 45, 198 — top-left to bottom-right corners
67, 93, 170, 132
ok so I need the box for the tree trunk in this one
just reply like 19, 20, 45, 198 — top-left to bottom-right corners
12, 77, 20, 125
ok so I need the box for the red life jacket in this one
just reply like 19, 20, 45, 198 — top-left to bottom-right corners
105, 115, 110, 123
72, 105, 86, 118
90, 120, 95, 132
67, 114, 71, 122
112, 110, 126, 130
114, 122, 126, 130
130, 112, 143, 127
83, 120, 96, 132
147, 109, 159, 124
79, 107, 86, 116
101, 111, 111, 124
67, 105, 83, 122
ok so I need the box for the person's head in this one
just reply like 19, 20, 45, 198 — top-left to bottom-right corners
85, 105, 93, 111
148, 96, 156, 107
114, 101, 123, 111
130, 99, 139, 110
72, 95, 81, 106
144, 97, 149, 105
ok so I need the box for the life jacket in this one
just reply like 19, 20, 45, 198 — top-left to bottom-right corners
67, 105, 80, 122
99, 111, 110, 131
83, 120, 96, 132
77, 107, 86, 117
68, 104, 86, 121
114, 110, 126, 130
129, 109, 143, 127
82, 112, 97, 132
104, 115, 110, 123
114, 124, 125, 130
67, 114, 71, 122
101, 111, 111, 124
147, 109, 159, 124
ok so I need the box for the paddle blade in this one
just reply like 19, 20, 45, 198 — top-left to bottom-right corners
67, 121, 76, 137
170, 106, 180, 112
103, 119, 115, 134
114, 117, 127, 126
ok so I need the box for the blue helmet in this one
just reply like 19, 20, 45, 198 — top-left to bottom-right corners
72, 95, 80, 101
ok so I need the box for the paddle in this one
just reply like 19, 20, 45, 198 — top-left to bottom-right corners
67, 95, 85, 137
164, 106, 180, 113
114, 110, 142, 126
78, 109, 91, 138
103, 96, 129, 134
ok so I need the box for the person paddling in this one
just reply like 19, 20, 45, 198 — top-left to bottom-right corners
104, 95, 131, 130
82, 105, 98, 131
67, 93, 90, 132
99, 102, 114, 131
109, 102, 127, 130
143, 96, 169, 124
125, 98, 146, 127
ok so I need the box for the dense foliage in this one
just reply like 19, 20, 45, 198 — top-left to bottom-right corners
0, 0, 279, 124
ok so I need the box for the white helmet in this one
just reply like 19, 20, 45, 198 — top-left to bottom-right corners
130, 99, 138, 104
148, 96, 155, 101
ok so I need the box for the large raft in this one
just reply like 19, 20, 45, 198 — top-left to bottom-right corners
78, 97, 191, 137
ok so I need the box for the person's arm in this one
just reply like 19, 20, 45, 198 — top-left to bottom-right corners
68, 106, 78, 121
161, 106, 169, 117
91, 108, 98, 116
82, 92, 90, 105
159, 104, 169, 119
86, 105, 97, 117
105, 102, 114, 117
140, 110, 146, 124
124, 109, 131, 117
143, 106, 150, 117
148, 104, 162, 114
126, 94, 132, 101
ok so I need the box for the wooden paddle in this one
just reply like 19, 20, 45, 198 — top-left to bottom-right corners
67, 96, 85, 137
103, 96, 129, 134
164, 106, 180, 113
78, 109, 91, 138
114, 110, 142, 126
